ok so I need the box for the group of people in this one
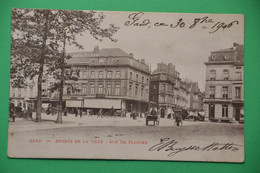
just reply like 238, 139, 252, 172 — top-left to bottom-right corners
150, 107, 183, 126
9, 103, 33, 122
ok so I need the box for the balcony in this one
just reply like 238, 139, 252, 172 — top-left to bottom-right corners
232, 97, 243, 103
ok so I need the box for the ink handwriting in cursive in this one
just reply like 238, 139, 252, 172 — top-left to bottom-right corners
124, 12, 151, 27
149, 138, 243, 157
124, 12, 240, 33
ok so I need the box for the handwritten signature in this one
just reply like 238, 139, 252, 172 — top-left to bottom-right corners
124, 12, 239, 33
149, 138, 243, 157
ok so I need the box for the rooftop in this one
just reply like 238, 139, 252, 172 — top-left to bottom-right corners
206, 43, 244, 65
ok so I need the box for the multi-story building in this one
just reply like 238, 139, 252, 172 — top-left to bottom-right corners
198, 91, 205, 111
10, 70, 60, 111
64, 46, 150, 113
188, 82, 199, 112
177, 81, 190, 111
9, 79, 36, 110
204, 43, 244, 121
150, 63, 193, 118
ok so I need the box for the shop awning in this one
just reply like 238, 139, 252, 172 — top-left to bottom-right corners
84, 98, 121, 109
66, 100, 83, 108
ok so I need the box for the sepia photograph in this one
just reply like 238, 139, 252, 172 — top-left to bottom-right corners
8, 8, 244, 162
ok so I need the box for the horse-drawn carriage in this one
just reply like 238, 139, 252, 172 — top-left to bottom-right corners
146, 115, 160, 126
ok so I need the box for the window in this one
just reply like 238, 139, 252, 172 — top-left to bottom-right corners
78, 84, 82, 94
209, 86, 215, 98
12, 88, 15, 97
222, 87, 228, 98
147, 78, 149, 84
107, 84, 112, 95
222, 105, 228, 117
136, 74, 139, 82
210, 70, 216, 80
29, 86, 33, 97
116, 71, 121, 78
135, 84, 139, 96
236, 66, 242, 69
160, 95, 165, 103
98, 84, 103, 94
83, 71, 88, 78
142, 76, 144, 83
90, 84, 95, 95
161, 84, 165, 91
67, 87, 71, 95
153, 84, 156, 90
235, 72, 242, 80
141, 86, 144, 97
223, 69, 229, 80
90, 71, 95, 78
129, 83, 132, 96
49, 91, 52, 97
107, 71, 112, 78
115, 84, 120, 95
18, 88, 21, 97
235, 87, 241, 98
129, 72, 132, 80
82, 83, 87, 94
74, 83, 79, 94
98, 71, 103, 78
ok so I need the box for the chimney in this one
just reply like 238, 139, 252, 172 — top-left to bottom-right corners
93, 46, 99, 52
157, 63, 162, 70
129, 53, 134, 58
141, 59, 145, 64
168, 63, 175, 76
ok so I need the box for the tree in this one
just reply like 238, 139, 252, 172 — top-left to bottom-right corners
47, 10, 118, 123
11, 9, 60, 122
11, 8, 118, 123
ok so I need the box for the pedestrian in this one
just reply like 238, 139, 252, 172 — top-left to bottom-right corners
175, 113, 183, 126
111, 106, 114, 117
80, 109, 83, 118
150, 107, 157, 116
97, 109, 103, 118
121, 108, 126, 117
64, 107, 67, 116
9, 103, 15, 122
29, 107, 32, 119
52, 107, 55, 116
75, 108, 78, 117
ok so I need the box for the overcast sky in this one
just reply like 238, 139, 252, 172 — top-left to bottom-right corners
66, 11, 244, 91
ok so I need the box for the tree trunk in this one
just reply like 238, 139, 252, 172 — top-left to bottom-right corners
36, 61, 43, 122
56, 35, 66, 124
36, 10, 50, 122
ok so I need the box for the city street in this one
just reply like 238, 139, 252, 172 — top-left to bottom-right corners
8, 113, 244, 162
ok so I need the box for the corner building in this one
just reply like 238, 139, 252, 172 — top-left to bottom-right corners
150, 63, 190, 118
204, 43, 244, 121
64, 47, 150, 113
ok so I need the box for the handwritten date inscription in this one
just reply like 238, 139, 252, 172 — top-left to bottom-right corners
149, 138, 243, 157
124, 12, 239, 33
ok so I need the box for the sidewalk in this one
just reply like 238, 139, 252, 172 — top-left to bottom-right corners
8, 112, 210, 132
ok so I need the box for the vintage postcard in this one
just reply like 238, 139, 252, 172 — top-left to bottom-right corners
8, 8, 244, 162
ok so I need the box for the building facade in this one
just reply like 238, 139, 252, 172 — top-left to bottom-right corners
204, 43, 244, 121
188, 82, 199, 112
64, 47, 150, 113
9, 79, 36, 110
150, 63, 192, 118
